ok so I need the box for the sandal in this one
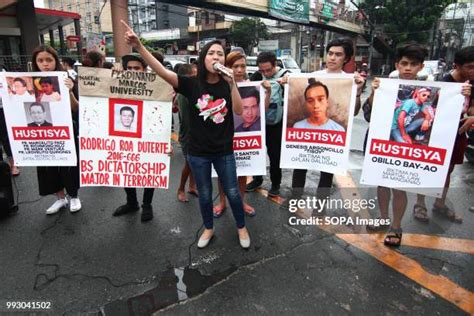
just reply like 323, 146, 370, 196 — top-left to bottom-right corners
366, 217, 390, 232
177, 190, 189, 202
384, 228, 402, 247
213, 204, 226, 218
432, 205, 463, 223
413, 204, 429, 223
243, 203, 256, 217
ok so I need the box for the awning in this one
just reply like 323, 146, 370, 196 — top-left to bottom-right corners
35, 8, 81, 34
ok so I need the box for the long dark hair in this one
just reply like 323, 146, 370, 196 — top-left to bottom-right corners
31, 45, 63, 72
197, 40, 225, 84
82, 51, 104, 68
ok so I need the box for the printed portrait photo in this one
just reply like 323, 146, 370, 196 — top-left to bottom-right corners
233, 86, 262, 133
109, 98, 143, 138
6, 76, 35, 104
390, 85, 440, 146
287, 77, 351, 131
24, 102, 53, 127
33, 76, 61, 102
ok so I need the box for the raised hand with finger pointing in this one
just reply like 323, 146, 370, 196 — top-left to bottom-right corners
121, 20, 141, 49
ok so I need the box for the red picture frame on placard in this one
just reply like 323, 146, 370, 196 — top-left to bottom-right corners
109, 98, 143, 138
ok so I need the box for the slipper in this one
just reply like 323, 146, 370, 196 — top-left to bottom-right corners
432, 205, 463, 223
384, 228, 402, 247
366, 217, 390, 232
244, 204, 256, 217
188, 190, 199, 197
413, 204, 429, 223
213, 205, 225, 218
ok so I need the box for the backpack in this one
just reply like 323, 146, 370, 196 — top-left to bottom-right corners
265, 68, 289, 126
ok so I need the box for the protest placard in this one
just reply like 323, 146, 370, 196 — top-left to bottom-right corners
360, 79, 465, 196
78, 67, 173, 188
0, 72, 77, 166
280, 73, 357, 175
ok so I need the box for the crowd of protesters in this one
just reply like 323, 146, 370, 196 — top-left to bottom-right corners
0, 20, 472, 249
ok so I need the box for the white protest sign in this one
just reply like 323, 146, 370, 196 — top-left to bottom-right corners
0, 72, 77, 166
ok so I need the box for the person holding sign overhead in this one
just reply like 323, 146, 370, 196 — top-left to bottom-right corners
122, 20, 251, 249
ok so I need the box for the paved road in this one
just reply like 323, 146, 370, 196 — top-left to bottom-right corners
0, 82, 473, 315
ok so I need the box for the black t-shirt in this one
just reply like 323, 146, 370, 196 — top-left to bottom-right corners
442, 73, 474, 104
176, 75, 234, 157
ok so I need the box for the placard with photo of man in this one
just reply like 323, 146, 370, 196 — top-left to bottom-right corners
281, 73, 357, 174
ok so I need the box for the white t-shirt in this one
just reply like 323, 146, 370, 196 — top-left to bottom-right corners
294, 118, 345, 131
67, 69, 77, 80
11, 93, 35, 104
40, 92, 61, 102
312, 69, 346, 74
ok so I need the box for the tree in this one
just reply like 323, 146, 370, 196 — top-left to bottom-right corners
139, 38, 154, 51
229, 17, 269, 54
360, 0, 455, 49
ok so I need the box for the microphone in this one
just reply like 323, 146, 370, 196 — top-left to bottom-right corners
212, 62, 233, 78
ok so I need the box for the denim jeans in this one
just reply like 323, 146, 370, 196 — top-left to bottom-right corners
187, 153, 245, 229
390, 118, 425, 143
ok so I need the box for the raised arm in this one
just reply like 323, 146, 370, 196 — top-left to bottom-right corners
121, 20, 178, 89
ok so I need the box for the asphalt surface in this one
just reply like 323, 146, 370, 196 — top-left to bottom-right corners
0, 84, 473, 315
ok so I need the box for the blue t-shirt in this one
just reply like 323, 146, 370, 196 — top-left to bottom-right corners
294, 118, 345, 131
391, 99, 426, 130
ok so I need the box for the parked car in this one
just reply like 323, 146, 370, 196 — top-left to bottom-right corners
246, 55, 301, 77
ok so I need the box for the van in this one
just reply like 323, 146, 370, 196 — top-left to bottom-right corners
246, 55, 301, 77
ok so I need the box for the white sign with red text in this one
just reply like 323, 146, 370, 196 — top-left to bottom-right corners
0, 71, 77, 166
360, 78, 464, 196
213, 81, 266, 177
78, 67, 173, 188
280, 73, 357, 175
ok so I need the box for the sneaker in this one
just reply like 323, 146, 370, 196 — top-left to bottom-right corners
113, 204, 139, 216
69, 197, 82, 213
267, 185, 280, 197
246, 179, 263, 192
46, 198, 68, 215
141, 204, 154, 222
